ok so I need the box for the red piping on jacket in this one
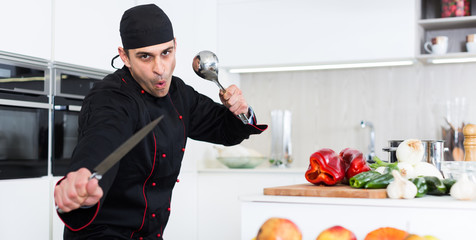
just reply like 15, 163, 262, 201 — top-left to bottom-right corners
246, 114, 267, 132
248, 122, 267, 132
56, 178, 102, 231
130, 133, 157, 238
122, 78, 127, 84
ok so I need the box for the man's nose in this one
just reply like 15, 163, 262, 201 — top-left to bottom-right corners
153, 58, 165, 75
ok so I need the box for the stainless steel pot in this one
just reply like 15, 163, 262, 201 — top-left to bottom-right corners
382, 140, 447, 170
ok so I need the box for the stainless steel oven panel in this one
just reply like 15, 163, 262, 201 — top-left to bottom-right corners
52, 62, 110, 99
0, 50, 50, 96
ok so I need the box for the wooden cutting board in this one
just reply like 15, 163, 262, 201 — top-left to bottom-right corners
264, 183, 387, 199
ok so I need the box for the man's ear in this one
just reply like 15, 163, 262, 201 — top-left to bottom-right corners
118, 47, 131, 67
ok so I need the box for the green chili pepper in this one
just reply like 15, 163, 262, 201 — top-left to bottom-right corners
410, 177, 428, 198
384, 162, 399, 174
443, 178, 457, 194
364, 173, 394, 189
423, 176, 447, 196
349, 171, 382, 188
369, 156, 399, 174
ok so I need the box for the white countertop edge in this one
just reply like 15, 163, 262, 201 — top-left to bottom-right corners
239, 194, 476, 210
198, 167, 305, 174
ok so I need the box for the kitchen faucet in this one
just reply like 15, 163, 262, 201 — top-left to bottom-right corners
360, 120, 375, 162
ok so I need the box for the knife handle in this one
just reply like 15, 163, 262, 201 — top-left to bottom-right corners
90, 172, 102, 180
56, 206, 64, 214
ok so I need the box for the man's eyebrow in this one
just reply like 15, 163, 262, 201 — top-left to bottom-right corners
162, 46, 174, 53
135, 51, 152, 56
134, 46, 174, 56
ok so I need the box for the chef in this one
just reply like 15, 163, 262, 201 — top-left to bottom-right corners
54, 4, 267, 239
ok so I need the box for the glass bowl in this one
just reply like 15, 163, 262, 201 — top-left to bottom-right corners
216, 156, 267, 169
440, 161, 476, 182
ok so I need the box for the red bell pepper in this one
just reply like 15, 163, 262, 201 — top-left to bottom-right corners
305, 148, 346, 186
339, 148, 371, 181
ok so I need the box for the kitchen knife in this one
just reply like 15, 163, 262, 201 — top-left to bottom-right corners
56, 115, 163, 213
90, 115, 163, 180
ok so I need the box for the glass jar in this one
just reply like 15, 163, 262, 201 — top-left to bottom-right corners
441, 0, 471, 18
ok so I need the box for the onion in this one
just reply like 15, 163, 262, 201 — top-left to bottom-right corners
396, 139, 424, 164
397, 162, 416, 179
413, 162, 443, 179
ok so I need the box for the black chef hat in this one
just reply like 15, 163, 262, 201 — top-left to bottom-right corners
120, 4, 174, 49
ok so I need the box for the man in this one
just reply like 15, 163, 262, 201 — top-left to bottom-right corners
54, 4, 266, 239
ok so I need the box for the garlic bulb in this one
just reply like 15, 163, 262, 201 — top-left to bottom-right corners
387, 170, 417, 199
396, 139, 424, 164
450, 173, 476, 200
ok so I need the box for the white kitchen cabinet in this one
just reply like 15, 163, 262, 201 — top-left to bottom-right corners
0, 0, 52, 59
217, 0, 416, 68
241, 195, 475, 240
0, 178, 50, 239
197, 169, 306, 240
53, 0, 135, 71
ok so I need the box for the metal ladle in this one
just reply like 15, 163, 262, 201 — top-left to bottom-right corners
192, 50, 248, 124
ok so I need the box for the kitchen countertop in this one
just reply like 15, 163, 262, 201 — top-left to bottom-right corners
240, 194, 476, 210
198, 167, 306, 174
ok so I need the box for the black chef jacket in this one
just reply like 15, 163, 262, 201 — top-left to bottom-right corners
57, 67, 267, 239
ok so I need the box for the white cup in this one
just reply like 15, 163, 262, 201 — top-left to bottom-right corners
424, 36, 448, 55
466, 34, 476, 53
467, 42, 476, 53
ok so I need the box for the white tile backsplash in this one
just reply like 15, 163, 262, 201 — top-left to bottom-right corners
238, 62, 476, 168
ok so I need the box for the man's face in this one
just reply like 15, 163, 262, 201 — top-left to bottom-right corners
119, 39, 177, 98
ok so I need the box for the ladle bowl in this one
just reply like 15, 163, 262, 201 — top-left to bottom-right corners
192, 50, 221, 84
192, 50, 248, 124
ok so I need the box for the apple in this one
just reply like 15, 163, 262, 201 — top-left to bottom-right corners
255, 217, 302, 240
405, 234, 425, 240
316, 225, 356, 240
423, 236, 440, 240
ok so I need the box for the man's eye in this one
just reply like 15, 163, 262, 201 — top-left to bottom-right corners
140, 54, 151, 59
162, 51, 171, 56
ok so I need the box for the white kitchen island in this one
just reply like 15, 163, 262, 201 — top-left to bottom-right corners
241, 194, 476, 240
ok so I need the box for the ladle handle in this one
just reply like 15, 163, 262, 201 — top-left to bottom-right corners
237, 113, 249, 124
215, 81, 249, 124
215, 81, 226, 92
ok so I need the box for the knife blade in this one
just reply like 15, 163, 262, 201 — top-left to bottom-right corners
89, 115, 163, 180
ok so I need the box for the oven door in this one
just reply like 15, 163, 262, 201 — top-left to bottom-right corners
52, 97, 82, 176
0, 99, 49, 179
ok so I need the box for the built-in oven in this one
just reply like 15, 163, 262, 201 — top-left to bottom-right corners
52, 63, 109, 176
0, 51, 50, 96
0, 51, 50, 179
